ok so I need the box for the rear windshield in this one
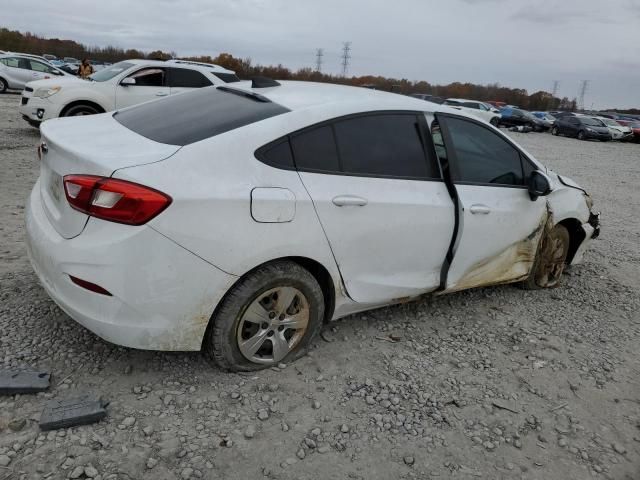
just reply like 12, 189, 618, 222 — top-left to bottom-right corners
114, 86, 290, 146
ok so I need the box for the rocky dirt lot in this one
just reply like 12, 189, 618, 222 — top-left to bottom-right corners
1, 93, 639, 480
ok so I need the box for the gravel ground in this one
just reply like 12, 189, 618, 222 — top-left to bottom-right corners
1, 93, 639, 480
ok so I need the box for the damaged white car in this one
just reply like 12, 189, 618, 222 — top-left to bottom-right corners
25, 80, 600, 371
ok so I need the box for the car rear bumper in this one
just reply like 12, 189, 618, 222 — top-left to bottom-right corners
25, 180, 237, 351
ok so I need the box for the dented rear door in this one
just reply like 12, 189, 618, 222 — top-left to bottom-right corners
435, 114, 547, 292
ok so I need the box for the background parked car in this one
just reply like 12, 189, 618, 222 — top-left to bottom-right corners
0, 54, 69, 93
499, 108, 548, 131
593, 116, 633, 141
532, 111, 557, 125
410, 93, 445, 104
443, 98, 501, 125
19, 58, 240, 126
552, 116, 612, 141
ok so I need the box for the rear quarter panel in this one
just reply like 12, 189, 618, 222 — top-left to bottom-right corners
113, 113, 344, 298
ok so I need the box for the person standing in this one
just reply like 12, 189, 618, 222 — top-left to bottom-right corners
78, 59, 94, 79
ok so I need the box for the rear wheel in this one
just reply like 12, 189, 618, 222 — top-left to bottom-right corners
63, 104, 100, 117
204, 261, 325, 371
0, 77, 7, 93
522, 224, 570, 290
551, 126, 559, 136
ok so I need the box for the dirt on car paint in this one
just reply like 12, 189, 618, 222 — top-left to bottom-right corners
445, 210, 551, 293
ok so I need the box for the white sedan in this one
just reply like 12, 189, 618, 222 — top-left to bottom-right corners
444, 98, 501, 126
25, 81, 600, 371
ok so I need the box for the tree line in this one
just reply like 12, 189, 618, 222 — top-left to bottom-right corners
1, 27, 622, 112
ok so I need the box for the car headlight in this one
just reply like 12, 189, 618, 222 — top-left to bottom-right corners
586, 128, 595, 133
34, 86, 61, 98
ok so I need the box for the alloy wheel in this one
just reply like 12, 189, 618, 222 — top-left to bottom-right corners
236, 286, 309, 365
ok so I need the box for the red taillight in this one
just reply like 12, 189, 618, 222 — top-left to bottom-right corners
63, 175, 171, 226
69, 275, 113, 296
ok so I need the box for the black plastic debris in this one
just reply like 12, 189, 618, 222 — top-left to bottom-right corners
39, 395, 108, 431
0, 370, 50, 395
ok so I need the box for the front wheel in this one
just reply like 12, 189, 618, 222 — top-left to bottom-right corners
551, 126, 559, 136
0, 77, 7, 93
63, 104, 100, 116
522, 224, 570, 290
577, 130, 586, 140
490, 117, 499, 127
204, 261, 325, 371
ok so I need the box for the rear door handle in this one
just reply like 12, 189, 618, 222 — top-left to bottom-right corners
332, 195, 368, 207
469, 204, 491, 215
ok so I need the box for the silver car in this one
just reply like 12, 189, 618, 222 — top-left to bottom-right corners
0, 54, 69, 93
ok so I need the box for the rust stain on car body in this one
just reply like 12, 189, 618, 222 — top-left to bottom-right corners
444, 210, 553, 294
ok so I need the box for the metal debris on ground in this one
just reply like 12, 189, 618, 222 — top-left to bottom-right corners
0, 370, 50, 395
39, 395, 108, 431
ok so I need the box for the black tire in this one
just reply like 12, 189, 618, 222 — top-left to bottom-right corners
551, 126, 559, 136
490, 117, 499, 127
0, 77, 7, 93
204, 261, 325, 371
577, 130, 586, 140
63, 104, 100, 117
522, 224, 570, 290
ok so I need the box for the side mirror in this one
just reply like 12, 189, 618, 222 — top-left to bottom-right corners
120, 77, 136, 86
528, 170, 552, 201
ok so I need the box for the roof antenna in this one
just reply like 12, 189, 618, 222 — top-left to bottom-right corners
251, 77, 281, 88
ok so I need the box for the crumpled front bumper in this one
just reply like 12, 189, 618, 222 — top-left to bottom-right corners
588, 211, 601, 240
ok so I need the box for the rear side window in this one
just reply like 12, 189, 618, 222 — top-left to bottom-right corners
1, 57, 20, 68
290, 126, 340, 173
114, 87, 290, 146
333, 114, 437, 179
167, 68, 212, 88
441, 116, 525, 186
212, 72, 241, 83
256, 139, 295, 170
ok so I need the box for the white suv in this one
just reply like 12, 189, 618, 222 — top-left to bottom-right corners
0, 54, 70, 93
444, 98, 501, 125
19, 59, 239, 126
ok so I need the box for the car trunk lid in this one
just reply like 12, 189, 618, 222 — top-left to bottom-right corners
39, 114, 180, 239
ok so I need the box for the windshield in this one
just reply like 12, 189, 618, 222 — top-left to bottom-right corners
89, 61, 134, 82
601, 118, 620, 127
581, 117, 605, 127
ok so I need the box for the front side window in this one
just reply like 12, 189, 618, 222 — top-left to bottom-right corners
333, 114, 437, 179
212, 72, 240, 83
126, 68, 165, 87
167, 68, 212, 88
440, 116, 525, 186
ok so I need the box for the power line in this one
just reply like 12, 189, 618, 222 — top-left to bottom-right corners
578, 80, 589, 111
340, 41, 351, 77
315, 48, 324, 72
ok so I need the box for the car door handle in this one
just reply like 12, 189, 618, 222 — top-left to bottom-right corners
469, 204, 491, 215
332, 195, 368, 207
156, 92, 168, 97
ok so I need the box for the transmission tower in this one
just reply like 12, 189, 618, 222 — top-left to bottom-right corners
578, 80, 589, 111
315, 48, 324, 72
551, 80, 559, 97
340, 41, 352, 77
